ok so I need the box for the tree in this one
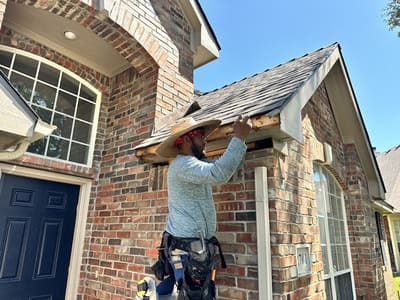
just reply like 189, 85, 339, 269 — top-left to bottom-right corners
385, 0, 400, 35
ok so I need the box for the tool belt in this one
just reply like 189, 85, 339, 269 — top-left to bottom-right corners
168, 233, 226, 269
151, 231, 226, 299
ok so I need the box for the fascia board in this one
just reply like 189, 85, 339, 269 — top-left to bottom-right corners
279, 47, 341, 143
325, 53, 386, 200
178, 0, 220, 68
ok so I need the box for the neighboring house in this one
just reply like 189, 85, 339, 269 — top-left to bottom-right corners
376, 146, 400, 273
0, 1, 394, 300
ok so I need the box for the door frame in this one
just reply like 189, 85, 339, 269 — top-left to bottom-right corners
0, 162, 92, 299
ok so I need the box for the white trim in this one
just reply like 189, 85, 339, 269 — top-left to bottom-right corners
0, 163, 91, 299
280, 47, 341, 143
255, 167, 272, 299
0, 45, 102, 167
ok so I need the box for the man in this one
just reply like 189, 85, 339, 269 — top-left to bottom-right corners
152, 115, 252, 299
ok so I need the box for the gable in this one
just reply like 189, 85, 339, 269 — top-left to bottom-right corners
134, 42, 385, 200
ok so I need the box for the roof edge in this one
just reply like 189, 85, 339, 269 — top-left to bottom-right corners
178, 0, 221, 68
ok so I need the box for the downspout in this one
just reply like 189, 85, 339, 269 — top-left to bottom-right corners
255, 167, 272, 299
0, 140, 30, 161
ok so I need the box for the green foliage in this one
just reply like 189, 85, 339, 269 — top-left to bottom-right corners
385, 0, 400, 35
394, 273, 400, 298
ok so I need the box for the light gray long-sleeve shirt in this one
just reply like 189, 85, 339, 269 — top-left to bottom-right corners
165, 137, 247, 239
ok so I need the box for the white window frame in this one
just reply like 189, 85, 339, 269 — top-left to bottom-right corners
313, 164, 356, 300
0, 45, 101, 167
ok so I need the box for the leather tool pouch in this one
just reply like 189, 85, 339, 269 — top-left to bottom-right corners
151, 232, 173, 280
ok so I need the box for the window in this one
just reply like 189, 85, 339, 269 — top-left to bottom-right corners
313, 164, 355, 300
0, 46, 100, 166
393, 220, 400, 255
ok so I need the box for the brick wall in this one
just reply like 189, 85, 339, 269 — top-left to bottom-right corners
253, 81, 386, 299
1, 0, 197, 298
345, 143, 387, 299
303, 82, 386, 299
0, 1, 388, 299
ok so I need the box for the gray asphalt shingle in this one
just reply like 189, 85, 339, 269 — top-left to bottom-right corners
376, 146, 400, 211
135, 42, 338, 149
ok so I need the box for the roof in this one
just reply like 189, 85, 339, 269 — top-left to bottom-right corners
376, 146, 400, 211
137, 42, 339, 149
0, 69, 38, 150
135, 41, 387, 201
0, 70, 55, 159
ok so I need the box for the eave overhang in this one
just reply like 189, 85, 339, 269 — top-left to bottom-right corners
178, 0, 221, 68
323, 49, 386, 201
134, 114, 280, 163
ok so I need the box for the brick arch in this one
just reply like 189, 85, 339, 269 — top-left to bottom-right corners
8, 0, 165, 75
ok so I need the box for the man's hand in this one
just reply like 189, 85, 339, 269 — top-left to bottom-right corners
233, 115, 252, 141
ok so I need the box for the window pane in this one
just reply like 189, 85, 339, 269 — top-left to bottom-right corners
10, 72, 34, 102
69, 142, 88, 164
342, 247, 349, 269
328, 219, 335, 243
336, 196, 343, 219
1, 67, 9, 76
319, 217, 326, 243
73, 120, 91, 143
314, 169, 325, 215
27, 137, 48, 155
331, 245, 338, 272
337, 245, 345, 270
322, 245, 329, 274
56, 91, 77, 116
47, 136, 68, 160
76, 99, 95, 122
327, 174, 336, 195
338, 221, 345, 243
32, 105, 52, 124
53, 113, 73, 139
33, 82, 57, 109
14, 55, 37, 77
0, 50, 13, 67
38, 63, 60, 86
60, 73, 79, 94
325, 279, 333, 300
335, 273, 353, 300
329, 195, 338, 217
80, 85, 96, 102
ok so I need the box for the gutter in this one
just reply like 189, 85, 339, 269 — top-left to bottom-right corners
0, 140, 30, 161
0, 119, 56, 161
255, 167, 272, 299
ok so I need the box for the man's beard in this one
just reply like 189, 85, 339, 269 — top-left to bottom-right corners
191, 143, 205, 160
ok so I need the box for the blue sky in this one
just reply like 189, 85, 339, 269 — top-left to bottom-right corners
194, 1, 399, 152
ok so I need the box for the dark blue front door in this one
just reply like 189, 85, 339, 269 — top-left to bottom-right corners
0, 174, 79, 300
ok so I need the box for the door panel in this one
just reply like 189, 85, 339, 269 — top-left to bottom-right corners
0, 174, 79, 300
